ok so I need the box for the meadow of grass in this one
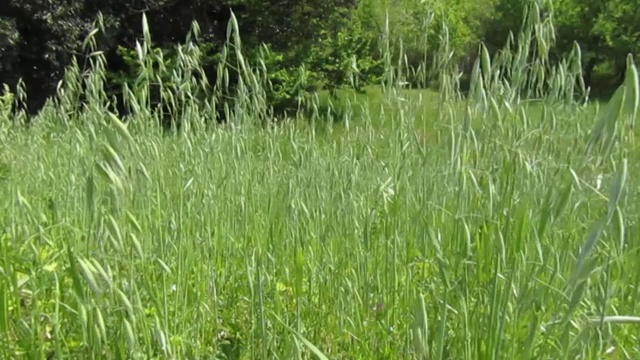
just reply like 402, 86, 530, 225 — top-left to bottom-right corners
1, 9, 640, 360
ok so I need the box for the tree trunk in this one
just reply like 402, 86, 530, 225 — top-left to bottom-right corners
583, 57, 597, 90
616, 61, 626, 86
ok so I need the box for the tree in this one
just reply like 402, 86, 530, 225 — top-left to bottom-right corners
552, 0, 608, 88
0, 0, 365, 115
0, 17, 20, 89
592, 0, 640, 83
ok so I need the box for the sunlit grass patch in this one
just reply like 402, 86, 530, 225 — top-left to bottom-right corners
0, 3, 639, 360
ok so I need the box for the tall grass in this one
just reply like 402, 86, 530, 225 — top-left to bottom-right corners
0, 1, 639, 359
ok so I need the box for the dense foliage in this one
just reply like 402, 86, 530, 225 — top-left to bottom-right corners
0, 0, 639, 116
